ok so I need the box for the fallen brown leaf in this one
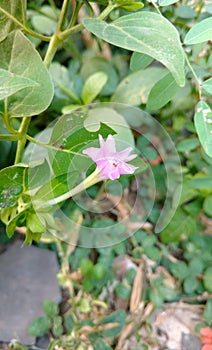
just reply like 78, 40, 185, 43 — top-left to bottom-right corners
130, 260, 144, 313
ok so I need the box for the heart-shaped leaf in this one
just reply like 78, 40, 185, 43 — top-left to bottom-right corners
0, 164, 28, 209
0, 68, 38, 100
0, 0, 25, 42
83, 12, 185, 86
0, 30, 54, 117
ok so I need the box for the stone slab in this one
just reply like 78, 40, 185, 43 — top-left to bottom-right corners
0, 240, 60, 344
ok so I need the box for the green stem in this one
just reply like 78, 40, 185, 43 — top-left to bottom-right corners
43, 0, 73, 68
96, 2, 116, 20
39, 168, 102, 208
3, 114, 18, 134
21, 0, 27, 26
60, 2, 115, 40
0, 134, 19, 141
0, 7, 51, 42
15, 117, 31, 164
43, 34, 61, 68
48, 0, 58, 13
56, 0, 71, 31
67, 1, 83, 29
26, 134, 87, 157
59, 23, 84, 40
150, 0, 162, 15
184, 53, 202, 99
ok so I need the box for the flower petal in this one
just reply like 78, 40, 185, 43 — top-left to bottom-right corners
102, 134, 116, 155
200, 328, 212, 338
200, 327, 212, 344
116, 147, 137, 161
82, 146, 102, 162
83, 134, 138, 180
201, 345, 212, 350
117, 162, 138, 175
97, 161, 121, 180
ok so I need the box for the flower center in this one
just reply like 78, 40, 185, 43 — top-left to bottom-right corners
113, 162, 118, 167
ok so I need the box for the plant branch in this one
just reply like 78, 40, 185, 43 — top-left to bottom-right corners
60, 2, 115, 41
0, 6, 51, 42
38, 168, 102, 208
15, 117, 31, 164
56, 0, 71, 31
184, 53, 202, 99
21, 0, 27, 26
3, 113, 18, 135
67, 1, 84, 29
43, 34, 61, 68
26, 134, 87, 157
0, 134, 19, 141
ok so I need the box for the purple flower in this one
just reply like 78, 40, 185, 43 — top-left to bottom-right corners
83, 134, 138, 180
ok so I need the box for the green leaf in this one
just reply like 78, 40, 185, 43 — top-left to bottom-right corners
92, 264, 105, 280
79, 298, 91, 313
188, 176, 212, 190
149, 288, 163, 308
1, 204, 28, 238
147, 72, 181, 110
203, 267, 212, 292
27, 212, 46, 234
0, 68, 38, 100
33, 173, 77, 204
189, 257, 204, 277
49, 62, 80, 103
177, 138, 199, 152
27, 159, 51, 191
119, 1, 144, 11
31, 5, 58, 35
194, 101, 212, 157
115, 283, 131, 299
50, 109, 116, 177
203, 195, 212, 217
160, 209, 196, 243
0, 0, 25, 42
52, 316, 63, 337
111, 67, 167, 105
183, 276, 198, 294
80, 258, 94, 276
170, 261, 189, 279
184, 17, 212, 44
81, 57, 118, 96
83, 12, 185, 86
145, 246, 161, 261
0, 164, 28, 209
28, 316, 51, 337
159, 0, 178, 6
130, 52, 153, 71
94, 338, 112, 350
43, 300, 59, 318
175, 5, 196, 19
64, 315, 75, 333
82, 72, 108, 104
83, 106, 135, 148
202, 78, 212, 95
101, 310, 126, 338
0, 30, 54, 117
203, 299, 212, 325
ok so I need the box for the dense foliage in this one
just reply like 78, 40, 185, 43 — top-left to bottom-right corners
0, 0, 211, 348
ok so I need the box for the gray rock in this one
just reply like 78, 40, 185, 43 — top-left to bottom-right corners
0, 240, 60, 344
182, 333, 202, 350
